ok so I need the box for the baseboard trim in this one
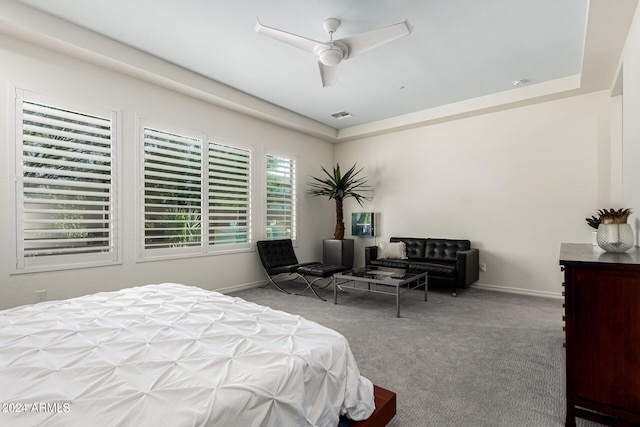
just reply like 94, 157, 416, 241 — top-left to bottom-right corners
216, 280, 265, 294
217, 280, 564, 300
471, 283, 563, 299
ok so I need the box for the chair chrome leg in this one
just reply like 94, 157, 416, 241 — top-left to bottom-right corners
261, 277, 290, 294
260, 269, 291, 294
302, 284, 327, 301
297, 276, 327, 301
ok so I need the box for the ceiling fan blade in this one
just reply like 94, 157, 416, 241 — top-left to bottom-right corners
255, 18, 330, 55
338, 19, 413, 59
318, 61, 340, 87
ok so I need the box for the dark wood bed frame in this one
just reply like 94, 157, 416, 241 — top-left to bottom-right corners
351, 385, 396, 427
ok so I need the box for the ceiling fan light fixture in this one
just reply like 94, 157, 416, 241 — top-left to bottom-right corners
319, 47, 344, 66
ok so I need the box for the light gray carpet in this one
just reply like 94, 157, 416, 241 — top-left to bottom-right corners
231, 281, 605, 427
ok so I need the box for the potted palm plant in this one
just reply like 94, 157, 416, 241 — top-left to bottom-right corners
307, 163, 371, 268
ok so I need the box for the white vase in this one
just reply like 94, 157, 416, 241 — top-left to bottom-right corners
596, 223, 634, 253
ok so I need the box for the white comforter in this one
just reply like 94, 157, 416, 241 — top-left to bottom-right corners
0, 283, 374, 426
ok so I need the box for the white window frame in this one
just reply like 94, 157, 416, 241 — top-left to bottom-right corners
10, 87, 121, 273
138, 119, 253, 260
265, 152, 297, 243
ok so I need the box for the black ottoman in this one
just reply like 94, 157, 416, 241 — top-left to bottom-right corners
296, 264, 349, 300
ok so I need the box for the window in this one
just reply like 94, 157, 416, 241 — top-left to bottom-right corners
208, 142, 251, 249
141, 124, 252, 258
142, 127, 203, 255
265, 154, 296, 241
13, 90, 118, 272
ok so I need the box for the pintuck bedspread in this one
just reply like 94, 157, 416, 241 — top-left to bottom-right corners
0, 283, 374, 426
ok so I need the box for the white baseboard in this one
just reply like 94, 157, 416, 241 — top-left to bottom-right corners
217, 280, 564, 300
216, 280, 266, 294
471, 283, 563, 299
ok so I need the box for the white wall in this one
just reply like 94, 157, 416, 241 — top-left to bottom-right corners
0, 34, 334, 309
334, 3, 640, 298
3, 5, 639, 307
336, 91, 614, 297
622, 7, 640, 241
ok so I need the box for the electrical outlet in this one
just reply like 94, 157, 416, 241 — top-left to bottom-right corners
35, 290, 47, 303
479, 263, 487, 272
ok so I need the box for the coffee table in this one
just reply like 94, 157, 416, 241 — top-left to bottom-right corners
333, 266, 428, 317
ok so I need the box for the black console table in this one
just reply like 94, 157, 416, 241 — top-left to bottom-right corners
559, 243, 640, 426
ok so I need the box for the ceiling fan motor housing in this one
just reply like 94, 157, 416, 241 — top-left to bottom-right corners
318, 46, 344, 66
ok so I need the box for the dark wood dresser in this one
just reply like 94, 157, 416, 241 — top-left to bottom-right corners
559, 243, 640, 426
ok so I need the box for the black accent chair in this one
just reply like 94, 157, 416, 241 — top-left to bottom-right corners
256, 239, 317, 293
256, 239, 348, 300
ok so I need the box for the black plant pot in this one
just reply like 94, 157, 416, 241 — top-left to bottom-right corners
323, 239, 354, 269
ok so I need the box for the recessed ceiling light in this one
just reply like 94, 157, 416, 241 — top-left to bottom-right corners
512, 79, 529, 86
331, 111, 352, 120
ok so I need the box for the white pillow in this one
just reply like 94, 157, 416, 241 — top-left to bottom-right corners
377, 241, 407, 260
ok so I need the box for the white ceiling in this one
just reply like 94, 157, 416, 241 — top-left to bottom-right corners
3, 0, 638, 140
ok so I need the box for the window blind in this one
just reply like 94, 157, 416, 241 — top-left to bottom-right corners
18, 99, 115, 268
143, 127, 203, 251
265, 154, 296, 241
208, 142, 251, 248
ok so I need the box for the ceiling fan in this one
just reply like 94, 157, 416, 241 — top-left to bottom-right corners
255, 18, 413, 87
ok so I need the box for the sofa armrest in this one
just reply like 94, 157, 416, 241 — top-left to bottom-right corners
365, 246, 378, 265
456, 248, 479, 287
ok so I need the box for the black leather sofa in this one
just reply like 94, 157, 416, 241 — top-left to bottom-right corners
365, 237, 479, 296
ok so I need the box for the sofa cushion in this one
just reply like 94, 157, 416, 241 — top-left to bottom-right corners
370, 259, 410, 269
425, 239, 470, 262
390, 237, 426, 259
371, 258, 456, 278
408, 261, 456, 277
377, 241, 407, 260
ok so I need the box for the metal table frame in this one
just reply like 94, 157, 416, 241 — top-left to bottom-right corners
333, 267, 428, 317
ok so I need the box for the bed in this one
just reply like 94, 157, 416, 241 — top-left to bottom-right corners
0, 283, 375, 426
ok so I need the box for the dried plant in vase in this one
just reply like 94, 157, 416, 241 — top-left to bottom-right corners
597, 208, 632, 224
594, 208, 634, 253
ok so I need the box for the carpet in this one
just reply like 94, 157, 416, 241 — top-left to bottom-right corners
231, 281, 604, 427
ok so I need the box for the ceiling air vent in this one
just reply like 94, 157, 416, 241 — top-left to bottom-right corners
331, 111, 352, 120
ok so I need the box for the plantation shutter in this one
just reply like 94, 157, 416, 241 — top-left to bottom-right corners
17, 97, 116, 270
143, 127, 203, 253
265, 154, 296, 241
208, 142, 251, 248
